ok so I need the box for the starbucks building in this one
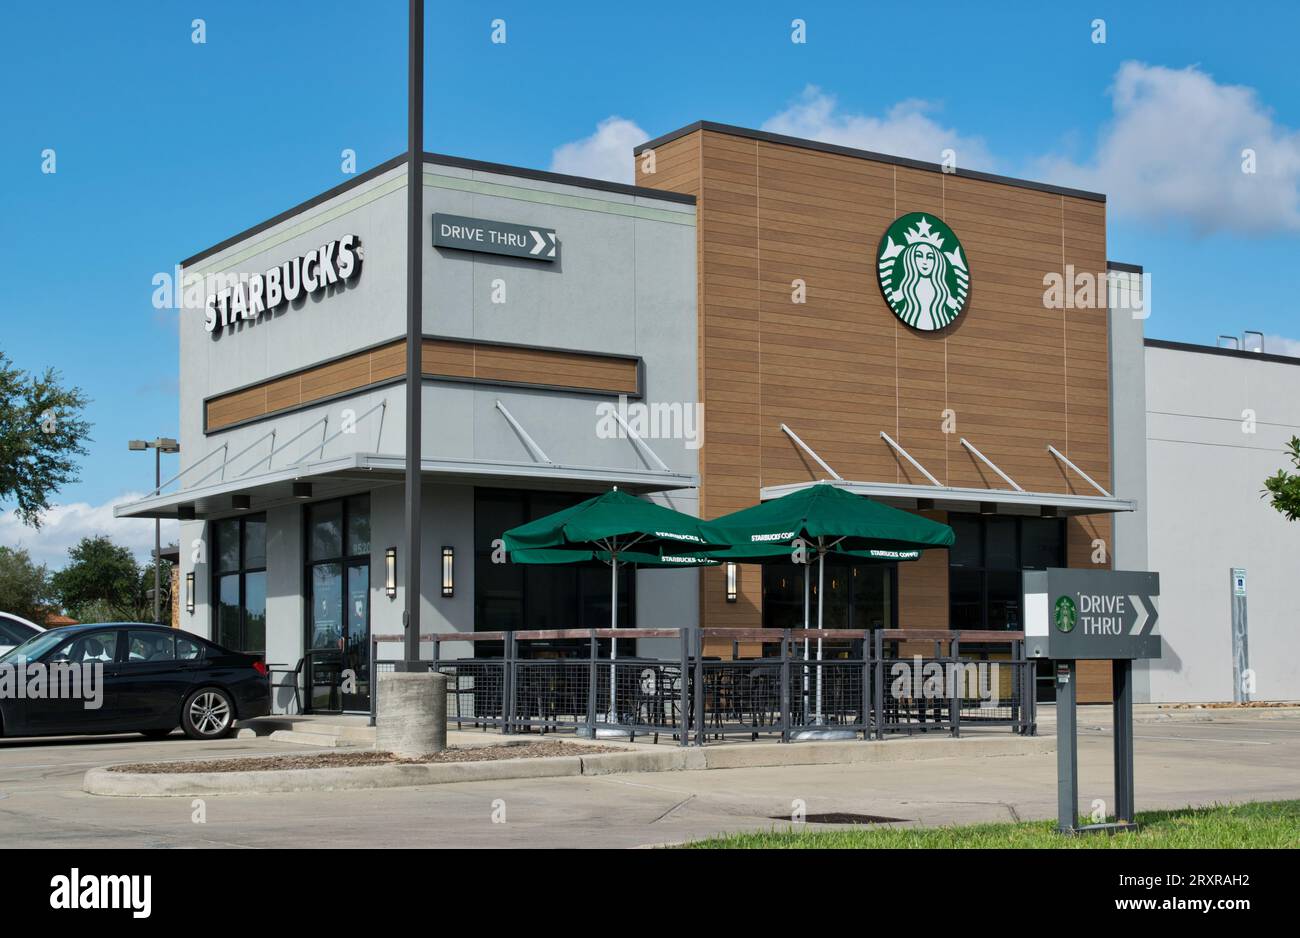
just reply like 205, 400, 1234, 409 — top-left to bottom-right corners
634, 122, 1142, 705
117, 121, 1146, 710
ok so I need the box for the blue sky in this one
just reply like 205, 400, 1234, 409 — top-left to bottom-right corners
3, 0, 1299, 565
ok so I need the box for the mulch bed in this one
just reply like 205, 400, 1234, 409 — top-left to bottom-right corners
110, 741, 620, 774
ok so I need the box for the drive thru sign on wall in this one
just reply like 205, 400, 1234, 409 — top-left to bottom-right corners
432, 213, 559, 261
1024, 569, 1162, 835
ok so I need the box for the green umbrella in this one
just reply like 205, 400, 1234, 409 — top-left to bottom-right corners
503, 488, 717, 554
700, 483, 953, 725
502, 489, 725, 724
510, 547, 721, 567
700, 483, 954, 554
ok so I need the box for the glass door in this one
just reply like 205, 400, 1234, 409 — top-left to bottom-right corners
307, 562, 345, 712
304, 495, 371, 712
343, 560, 370, 712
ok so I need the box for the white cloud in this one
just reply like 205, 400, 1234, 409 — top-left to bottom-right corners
549, 116, 649, 184
1033, 62, 1300, 234
1263, 335, 1300, 358
761, 85, 997, 172
0, 494, 177, 570
554, 65, 1300, 238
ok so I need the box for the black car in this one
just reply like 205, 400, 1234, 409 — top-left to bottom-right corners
0, 623, 270, 740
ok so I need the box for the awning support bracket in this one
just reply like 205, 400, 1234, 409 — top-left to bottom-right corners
291, 400, 388, 467
1047, 444, 1112, 498
495, 400, 553, 465
209, 429, 277, 482
238, 415, 328, 477
960, 437, 1024, 492
607, 404, 671, 472
781, 423, 842, 480
149, 442, 229, 497
880, 432, 943, 487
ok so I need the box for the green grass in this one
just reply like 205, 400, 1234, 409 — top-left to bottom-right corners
684, 800, 1300, 848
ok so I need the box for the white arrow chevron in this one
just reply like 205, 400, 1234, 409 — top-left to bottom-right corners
1129, 594, 1148, 635
530, 230, 546, 255
546, 233, 556, 257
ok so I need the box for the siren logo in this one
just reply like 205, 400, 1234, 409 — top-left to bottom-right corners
1054, 595, 1078, 633
876, 213, 970, 331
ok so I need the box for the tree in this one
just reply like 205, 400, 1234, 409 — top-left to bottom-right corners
1263, 436, 1300, 522
132, 559, 174, 624
49, 536, 174, 623
50, 536, 139, 621
0, 546, 52, 623
0, 351, 91, 528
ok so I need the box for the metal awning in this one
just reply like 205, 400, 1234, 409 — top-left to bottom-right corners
114, 452, 697, 521
768, 425, 1135, 517
760, 478, 1133, 516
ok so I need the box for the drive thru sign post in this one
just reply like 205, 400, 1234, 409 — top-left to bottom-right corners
1024, 569, 1161, 835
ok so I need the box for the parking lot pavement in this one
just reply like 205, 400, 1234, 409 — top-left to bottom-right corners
0, 715, 1296, 848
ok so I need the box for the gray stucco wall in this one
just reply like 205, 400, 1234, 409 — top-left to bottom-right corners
1144, 344, 1300, 702
172, 158, 700, 681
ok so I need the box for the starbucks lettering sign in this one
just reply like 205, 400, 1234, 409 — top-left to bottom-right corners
876, 213, 970, 331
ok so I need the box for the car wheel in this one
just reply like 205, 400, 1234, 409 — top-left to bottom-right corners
181, 687, 235, 740
139, 728, 175, 739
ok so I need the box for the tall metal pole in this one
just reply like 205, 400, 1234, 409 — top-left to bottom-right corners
402, 0, 424, 667
1112, 659, 1135, 822
154, 447, 161, 624
1055, 659, 1078, 832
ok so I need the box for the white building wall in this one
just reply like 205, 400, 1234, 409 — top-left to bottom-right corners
1145, 344, 1300, 702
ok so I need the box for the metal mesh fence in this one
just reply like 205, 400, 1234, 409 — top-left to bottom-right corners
439, 660, 507, 730
877, 654, 954, 734
696, 659, 785, 741
370, 629, 1036, 742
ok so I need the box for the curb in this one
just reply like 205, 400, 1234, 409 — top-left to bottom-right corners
83, 734, 1052, 797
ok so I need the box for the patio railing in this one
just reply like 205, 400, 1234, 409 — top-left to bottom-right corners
370, 627, 1037, 744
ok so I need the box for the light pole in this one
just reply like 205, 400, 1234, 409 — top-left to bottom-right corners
128, 437, 180, 623
403, 0, 424, 668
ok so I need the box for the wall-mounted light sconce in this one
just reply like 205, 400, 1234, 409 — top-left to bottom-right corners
916, 498, 935, 511
979, 501, 997, 516
185, 572, 195, 615
177, 505, 195, 521
292, 482, 312, 500
725, 562, 738, 603
385, 547, 397, 599
441, 546, 455, 598
1040, 505, 1059, 519
232, 494, 251, 511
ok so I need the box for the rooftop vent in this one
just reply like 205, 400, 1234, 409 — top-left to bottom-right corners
1218, 331, 1265, 353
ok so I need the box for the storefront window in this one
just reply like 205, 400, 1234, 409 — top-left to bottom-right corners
762, 559, 897, 632
948, 515, 1065, 630
211, 515, 267, 655
473, 489, 634, 655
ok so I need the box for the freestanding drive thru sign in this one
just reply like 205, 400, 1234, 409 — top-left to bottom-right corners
1024, 569, 1161, 834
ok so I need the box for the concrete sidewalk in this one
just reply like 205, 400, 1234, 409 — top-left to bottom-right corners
86, 729, 1051, 797
2, 712, 1296, 847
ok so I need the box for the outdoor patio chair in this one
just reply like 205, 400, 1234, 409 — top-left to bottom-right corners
267, 658, 304, 714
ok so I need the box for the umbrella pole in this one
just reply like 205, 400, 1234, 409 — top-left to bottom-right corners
816, 548, 825, 723
802, 558, 810, 721
609, 548, 618, 723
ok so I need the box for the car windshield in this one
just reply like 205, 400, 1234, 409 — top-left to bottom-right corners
0, 630, 70, 664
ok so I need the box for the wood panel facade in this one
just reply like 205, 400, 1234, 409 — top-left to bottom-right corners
638, 125, 1116, 701
205, 338, 641, 432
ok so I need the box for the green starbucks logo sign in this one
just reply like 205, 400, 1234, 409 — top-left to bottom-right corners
1054, 595, 1078, 633
876, 213, 970, 331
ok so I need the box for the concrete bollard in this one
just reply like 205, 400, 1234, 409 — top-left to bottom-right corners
376, 670, 448, 757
